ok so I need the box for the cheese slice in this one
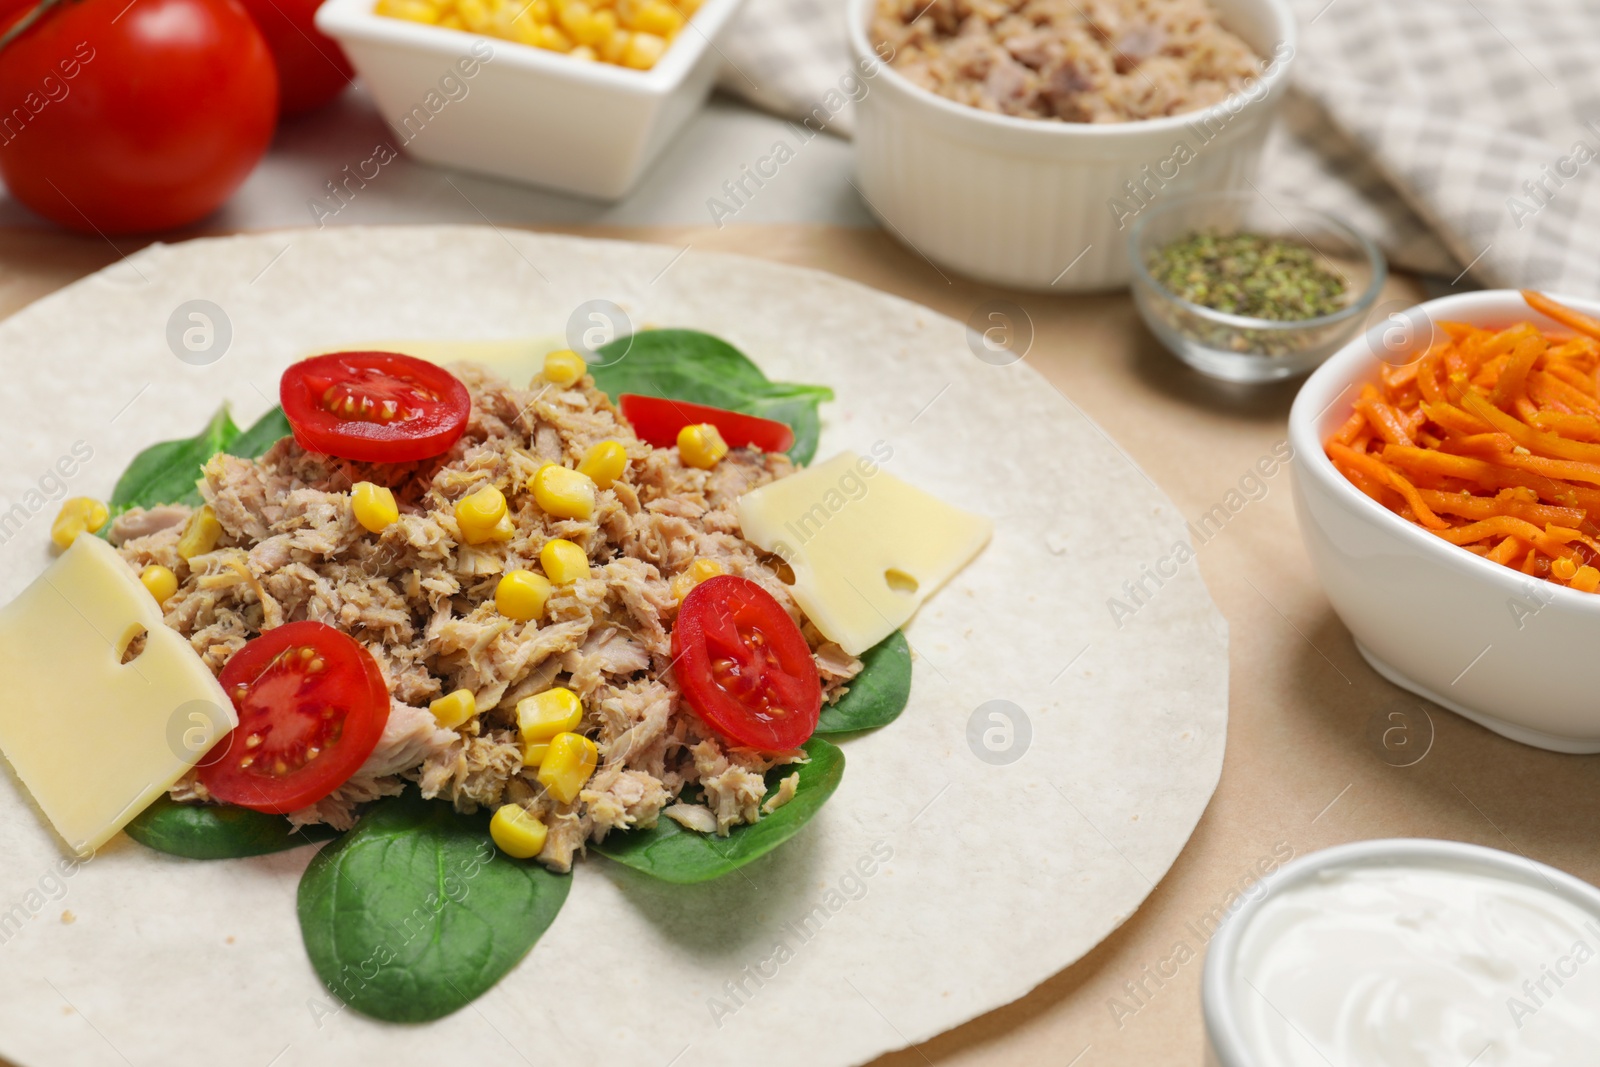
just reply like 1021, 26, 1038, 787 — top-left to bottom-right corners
737, 451, 992, 656
0, 536, 236, 853
306, 338, 565, 390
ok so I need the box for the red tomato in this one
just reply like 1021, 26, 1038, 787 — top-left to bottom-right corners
235, 0, 351, 116
201, 621, 391, 814
672, 575, 821, 750
281, 352, 472, 463
619, 394, 795, 454
0, 0, 278, 234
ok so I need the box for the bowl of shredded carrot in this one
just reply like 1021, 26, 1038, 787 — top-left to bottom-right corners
1290, 288, 1600, 754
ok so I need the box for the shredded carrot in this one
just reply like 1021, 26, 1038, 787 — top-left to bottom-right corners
1329, 408, 1367, 447
1355, 395, 1414, 447
1485, 536, 1525, 565
1414, 489, 1586, 529
1461, 389, 1600, 464
1543, 361, 1600, 400
1327, 443, 1449, 528
1431, 517, 1579, 561
1532, 370, 1600, 414
1523, 289, 1600, 342
1529, 409, 1600, 441
1325, 291, 1600, 590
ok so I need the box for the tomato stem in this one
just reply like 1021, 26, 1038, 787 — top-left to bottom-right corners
0, 0, 66, 54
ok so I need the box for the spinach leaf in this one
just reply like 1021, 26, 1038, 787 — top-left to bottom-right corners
814, 631, 912, 736
591, 329, 834, 465
124, 796, 338, 859
109, 406, 238, 513
229, 405, 292, 460
297, 791, 570, 1023
592, 737, 844, 884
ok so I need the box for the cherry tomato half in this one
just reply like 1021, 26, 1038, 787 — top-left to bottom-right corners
281, 351, 472, 463
671, 575, 821, 750
0, 0, 278, 234
201, 621, 391, 813
619, 394, 795, 454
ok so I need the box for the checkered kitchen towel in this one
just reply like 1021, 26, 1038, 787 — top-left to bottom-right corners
715, 0, 1600, 292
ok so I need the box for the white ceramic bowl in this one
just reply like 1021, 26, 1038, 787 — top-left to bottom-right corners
317, 0, 745, 200
1290, 289, 1600, 753
1202, 839, 1600, 1067
846, 0, 1296, 291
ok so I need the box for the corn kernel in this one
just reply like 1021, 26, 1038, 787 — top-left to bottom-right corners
577, 440, 627, 489
351, 481, 399, 533
622, 30, 666, 69
455, 485, 509, 544
1573, 565, 1600, 593
538, 731, 598, 804
489, 804, 548, 859
522, 740, 550, 767
530, 463, 596, 520
496, 568, 552, 621
671, 557, 725, 601
50, 496, 109, 550
1553, 556, 1579, 581
430, 688, 477, 729
140, 564, 178, 605
543, 348, 587, 387
599, 27, 629, 62
567, 9, 613, 45
688, 557, 724, 582
176, 505, 223, 560
630, 0, 681, 35
555, 0, 589, 20
677, 422, 728, 469
564, 12, 599, 42
376, 0, 438, 20
540, 538, 589, 583
509, 14, 545, 44
534, 23, 572, 50
518, 686, 583, 744
374, 0, 676, 70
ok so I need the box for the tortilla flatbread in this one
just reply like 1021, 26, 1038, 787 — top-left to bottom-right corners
0, 227, 1225, 1067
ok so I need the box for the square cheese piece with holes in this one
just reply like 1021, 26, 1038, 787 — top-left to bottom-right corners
0, 535, 235, 854
737, 451, 992, 656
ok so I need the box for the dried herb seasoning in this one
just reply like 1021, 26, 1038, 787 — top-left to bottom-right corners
1149, 232, 1349, 321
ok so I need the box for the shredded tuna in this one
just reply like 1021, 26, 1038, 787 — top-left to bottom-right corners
761, 772, 800, 815
116, 362, 859, 870
663, 803, 718, 834
109, 504, 192, 543
874, 0, 1263, 123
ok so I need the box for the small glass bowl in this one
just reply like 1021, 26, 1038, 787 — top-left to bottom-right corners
1129, 191, 1386, 383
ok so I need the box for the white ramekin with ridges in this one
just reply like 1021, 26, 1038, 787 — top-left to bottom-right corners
846, 0, 1296, 291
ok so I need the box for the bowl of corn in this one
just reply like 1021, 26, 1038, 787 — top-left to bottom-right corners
316, 0, 743, 199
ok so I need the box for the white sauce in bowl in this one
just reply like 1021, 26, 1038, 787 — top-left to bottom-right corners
1231, 862, 1600, 1066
